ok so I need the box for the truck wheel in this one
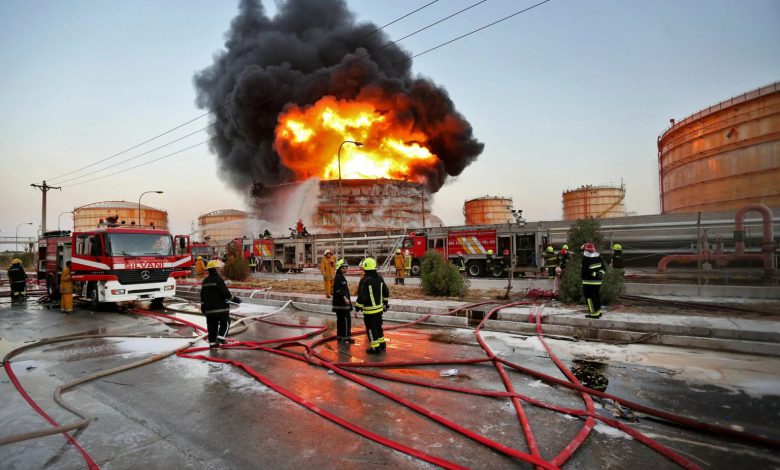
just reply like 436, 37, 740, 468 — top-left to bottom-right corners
410, 261, 421, 277
491, 266, 504, 278
467, 262, 483, 277
150, 298, 164, 309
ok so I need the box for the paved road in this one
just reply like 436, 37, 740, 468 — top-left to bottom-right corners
1, 297, 778, 469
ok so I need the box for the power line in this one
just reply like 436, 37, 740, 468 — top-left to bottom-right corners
46, 1, 442, 185
62, 138, 217, 188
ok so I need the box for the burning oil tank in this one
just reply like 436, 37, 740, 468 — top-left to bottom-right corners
463, 196, 514, 225
251, 179, 434, 232
73, 201, 168, 231
658, 81, 780, 214
198, 209, 248, 246
562, 185, 626, 220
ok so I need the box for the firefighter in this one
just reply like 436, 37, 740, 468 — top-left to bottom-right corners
201, 260, 241, 348
355, 257, 389, 354
559, 244, 571, 272
320, 249, 336, 298
542, 245, 558, 278
611, 243, 624, 270
248, 255, 257, 273
403, 249, 412, 276
393, 248, 405, 285
8, 259, 27, 303
456, 252, 466, 276
195, 256, 206, 280
332, 258, 355, 343
60, 261, 73, 313
486, 249, 494, 273
581, 242, 606, 319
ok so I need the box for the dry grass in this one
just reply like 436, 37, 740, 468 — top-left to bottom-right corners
233, 278, 510, 302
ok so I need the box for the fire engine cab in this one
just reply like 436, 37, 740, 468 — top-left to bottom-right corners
38, 227, 192, 306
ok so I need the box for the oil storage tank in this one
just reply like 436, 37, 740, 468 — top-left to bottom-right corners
658, 82, 780, 213
463, 196, 514, 225
73, 201, 168, 231
562, 185, 626, 220
199, 209, 248, 246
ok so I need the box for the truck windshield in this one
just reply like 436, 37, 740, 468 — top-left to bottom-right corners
107, 233, 173, 256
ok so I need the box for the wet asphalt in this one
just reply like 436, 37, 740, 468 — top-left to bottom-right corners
1, 296, 778, 469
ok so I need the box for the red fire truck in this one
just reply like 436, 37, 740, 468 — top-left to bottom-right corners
401, 224, 546, 277
230, 222, 551, 277
38, 227, 192, 306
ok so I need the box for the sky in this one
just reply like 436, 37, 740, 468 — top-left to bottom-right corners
1, 0, 778, 243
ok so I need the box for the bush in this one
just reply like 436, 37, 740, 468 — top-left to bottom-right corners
420, 252, 468, 297
566, 218, 603, 253
222, 256, 250, 281
557, 255, 624, 304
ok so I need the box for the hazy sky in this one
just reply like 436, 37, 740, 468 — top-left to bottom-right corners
1, 0, 778, 241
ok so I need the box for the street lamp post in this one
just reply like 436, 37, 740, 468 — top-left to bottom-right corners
58, 211, 74, 231
337, 140, 363, 259
15, 222, 33, 254
138, 191, 163, 227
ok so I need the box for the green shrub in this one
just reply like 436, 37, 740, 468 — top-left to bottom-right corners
566, 218, 604, 253
420, 252, 468, 297
557, 254, 624, 304
222, 256, 250, 281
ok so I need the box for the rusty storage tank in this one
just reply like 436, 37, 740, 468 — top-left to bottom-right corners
463, 196, 514, 225
73, 201, 168, 231
658, 82, 780, 213
198, 209, 248, 246
562, 185, 626, 220
316, 179, 432, 231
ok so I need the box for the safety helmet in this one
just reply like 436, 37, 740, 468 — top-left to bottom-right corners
546, 246, 554, 253
487, 249, 493, 255
197, 256, 203, 260
503, 249, 509, 255
11, 258, 22, 265
206, 260, 223, 269
612, 244, 622, 251
362, 257, 377, 270
583, 243, 596, 253
562, 244, 569, 250
324, 249, 332, 255
395, 248, 401, 254
336, 258, 347, 270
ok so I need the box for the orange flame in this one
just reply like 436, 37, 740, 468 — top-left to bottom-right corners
274, 96, 438, 181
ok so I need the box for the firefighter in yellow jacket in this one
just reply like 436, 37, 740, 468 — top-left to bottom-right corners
60, 261, 73, 313
355, 257, 390, 354
195, 256, 206, 280
320, 249, 336, 298
393, 248, 405, 285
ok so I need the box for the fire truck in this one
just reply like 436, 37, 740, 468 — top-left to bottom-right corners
37, 227, 192, 306
231, 222, 552, 277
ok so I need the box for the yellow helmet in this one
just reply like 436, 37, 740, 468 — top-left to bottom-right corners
487, 250, 494, 255
546, 246, 554, 252
11, 258, 22, 265
395, 248, 401, 254
562, 244, 569, 250
206, 260, 223, 269
612, 244, 622, 251
362, 257, 377, 270
197, 256, 203, 260
336, 258, 347, 270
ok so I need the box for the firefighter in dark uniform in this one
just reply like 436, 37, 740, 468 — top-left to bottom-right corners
8, 259, 27, 303
456, 252, 466, 276
201, 260, 241, 348
559, 244, 571, 272
581, 243, 606, 319
332, 258, 355, 343
542, 246, 558, 278
611, 244, 624, 270
355, 257, 389, 354
486, 249, 494, 274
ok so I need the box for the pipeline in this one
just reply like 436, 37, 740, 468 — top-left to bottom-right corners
658, 203, 776, 273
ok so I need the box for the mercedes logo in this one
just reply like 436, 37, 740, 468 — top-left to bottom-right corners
140, 270, 151, 280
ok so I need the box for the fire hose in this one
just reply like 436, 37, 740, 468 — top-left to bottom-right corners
4, 297, 779, 468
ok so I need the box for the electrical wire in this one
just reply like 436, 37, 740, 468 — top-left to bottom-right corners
46, 0, 548, 188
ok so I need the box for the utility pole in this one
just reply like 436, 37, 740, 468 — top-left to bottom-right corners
30, 180, 61, 235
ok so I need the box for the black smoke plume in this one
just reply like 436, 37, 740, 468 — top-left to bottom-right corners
195, 0, 484, 193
